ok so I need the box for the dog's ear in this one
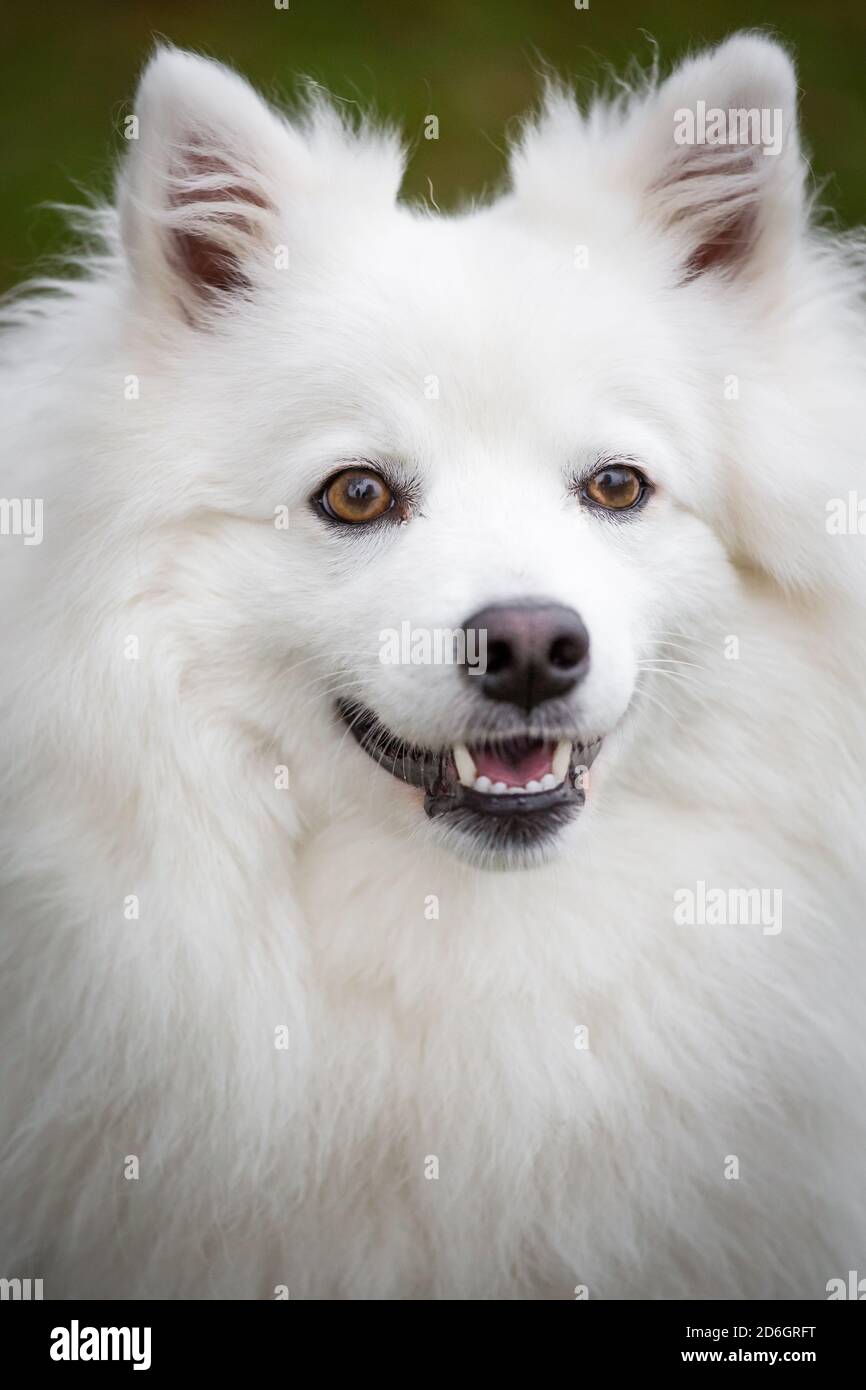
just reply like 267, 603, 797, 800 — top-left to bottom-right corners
118, 48, 293, 319
511, 34, 804, 287
633, 34, 803, 284
118, 47, 403, 324
626, 39, 865, 598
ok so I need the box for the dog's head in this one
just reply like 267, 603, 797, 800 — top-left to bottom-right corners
115, 36, 852, 868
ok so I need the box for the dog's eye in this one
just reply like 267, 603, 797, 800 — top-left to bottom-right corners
582, 464, 648, 512
320, 469, 395, 524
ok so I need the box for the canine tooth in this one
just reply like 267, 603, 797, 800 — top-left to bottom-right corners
474, 775, 492, 792
552, 739, 572, 781
453, 742, 477, 788
540, 773, 558, 791
491, 782, 507, 794
525, 780, 542, 793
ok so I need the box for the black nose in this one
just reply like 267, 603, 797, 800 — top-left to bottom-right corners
461, 601, 590, 709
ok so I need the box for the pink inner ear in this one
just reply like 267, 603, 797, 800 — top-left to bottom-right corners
653, 143, 764, 282
168, 147, 272, 295
683, 200, 760, 280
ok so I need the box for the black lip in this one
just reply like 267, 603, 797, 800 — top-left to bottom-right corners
335, 699, 602, 845
424, 777, 578, 818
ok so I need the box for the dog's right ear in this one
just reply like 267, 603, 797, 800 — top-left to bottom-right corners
118, 48, 295, 321
118, 47, 403, 325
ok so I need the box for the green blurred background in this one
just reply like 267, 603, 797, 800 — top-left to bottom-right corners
3, 0, 865, 291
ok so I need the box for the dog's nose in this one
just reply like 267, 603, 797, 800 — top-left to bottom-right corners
461, 601, 590, 709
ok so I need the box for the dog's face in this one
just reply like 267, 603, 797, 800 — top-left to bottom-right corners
120, 38, 810, 867
258, 229, 717, 869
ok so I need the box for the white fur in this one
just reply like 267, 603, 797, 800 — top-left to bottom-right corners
1, 34, 865, 1298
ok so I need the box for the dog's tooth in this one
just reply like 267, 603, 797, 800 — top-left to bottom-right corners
474, 775, 492, 792
453, 742, 477, 788
552, 739, 572, 781
540, 773, 558, 791
491, 782, 507, 794
525, 780, 542, 793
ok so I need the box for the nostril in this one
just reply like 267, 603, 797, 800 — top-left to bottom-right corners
486, 640, 512, 674
549, 635, 585, 670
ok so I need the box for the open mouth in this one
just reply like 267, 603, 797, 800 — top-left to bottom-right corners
336, 699, 602, 862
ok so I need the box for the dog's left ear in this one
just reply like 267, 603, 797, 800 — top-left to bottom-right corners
511, 34, 804, 287
612, 38, 863, 597
628, 33, 803, 284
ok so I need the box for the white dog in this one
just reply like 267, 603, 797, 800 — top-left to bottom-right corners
1, 32, 865, 1299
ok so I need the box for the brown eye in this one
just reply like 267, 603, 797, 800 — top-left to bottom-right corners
583, 464, 647, 512
321, 468, 395, 524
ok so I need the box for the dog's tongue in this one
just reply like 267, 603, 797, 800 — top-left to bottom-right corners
471, 740, 553, 788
